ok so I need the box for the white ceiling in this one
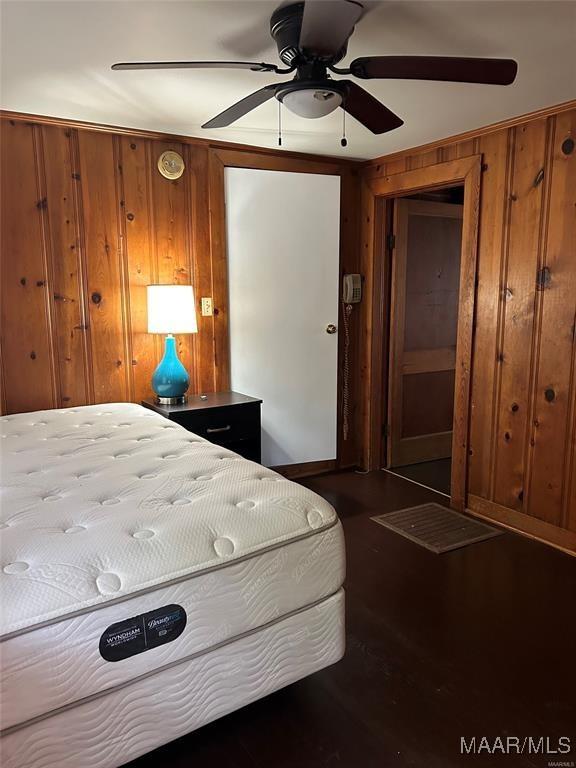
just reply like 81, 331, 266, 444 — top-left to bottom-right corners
1, 1, 575, 160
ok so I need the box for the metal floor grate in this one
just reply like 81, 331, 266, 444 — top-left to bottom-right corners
371, 503, 503, 553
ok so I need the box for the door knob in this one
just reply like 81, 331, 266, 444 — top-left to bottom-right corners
326, 324, 337, 334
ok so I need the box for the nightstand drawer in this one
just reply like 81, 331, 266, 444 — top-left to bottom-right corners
175, 403, 260, 443
141, 392, 262, 463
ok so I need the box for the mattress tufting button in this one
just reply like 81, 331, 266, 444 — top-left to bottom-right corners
3, 562, 29, 574
137, 437, 152, 442
101, 498, 121, 506
197, 475, 213, 481
42, 495, 61, 502
64, 525, 86, 534
76, 473, 92, 480
132, 529, 155, 539
236, 500, 255, 509
307, 509, 323, 529
163, 454, 179, 460
139, 473, 157, 479
114, 453, 130, 459
96, 572, 121, 594
171, 498, 190, 506
213, 537, 235, 557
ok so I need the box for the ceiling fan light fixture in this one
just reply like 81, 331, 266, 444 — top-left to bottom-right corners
279, 87, 342, 119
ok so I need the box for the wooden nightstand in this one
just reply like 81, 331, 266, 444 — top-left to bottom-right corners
142, 391, 262, 463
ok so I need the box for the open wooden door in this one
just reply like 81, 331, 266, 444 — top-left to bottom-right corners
387, 199, 463, 467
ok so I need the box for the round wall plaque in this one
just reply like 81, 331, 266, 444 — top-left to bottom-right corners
157, 150, 185, 180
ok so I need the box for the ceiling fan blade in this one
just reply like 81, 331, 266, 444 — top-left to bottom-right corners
111, 60, 279, 72
350, 56, 518, 85
299, 0, 364, 57
341, 81, 403, 135
202, 84, 282, 129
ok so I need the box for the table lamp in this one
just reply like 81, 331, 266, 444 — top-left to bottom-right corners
147, 284, 198, 404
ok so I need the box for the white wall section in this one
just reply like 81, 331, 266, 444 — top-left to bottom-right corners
225, 168, 340, 467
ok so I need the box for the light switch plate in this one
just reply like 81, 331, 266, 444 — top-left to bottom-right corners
201, 297, 213, 316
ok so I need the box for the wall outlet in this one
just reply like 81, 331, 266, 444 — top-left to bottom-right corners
201, 297, 213, 316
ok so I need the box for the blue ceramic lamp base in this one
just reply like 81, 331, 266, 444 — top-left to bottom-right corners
151, 334, 190, 405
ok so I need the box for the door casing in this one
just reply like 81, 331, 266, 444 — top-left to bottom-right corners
359, 156, 482, 510
208, 147, 355, 473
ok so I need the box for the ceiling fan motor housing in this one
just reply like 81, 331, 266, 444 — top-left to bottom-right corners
270, 2, 348, 66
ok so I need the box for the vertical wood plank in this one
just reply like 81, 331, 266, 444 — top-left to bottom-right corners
358, 177, 377, 468
468, 128, 511, 497
120, 136, 157, 404
526, 111, 576, 525
208, 151, 231, 391
114, 137, 135, 403
456, 140, 477, 159
385, 157, 407, 175
188, 144, 217, 394
408, 149, 441, 170
0, 336, 6, 415
566, 395, 576, 532
337, 168, 362, 468
77, 130, 128, 403
41, 125, 90, 407
0, 120, 55, 412
450, 158, 481, 511
440, 145, 458, 162
492, 120, 548, 510
151, 141, 194, 384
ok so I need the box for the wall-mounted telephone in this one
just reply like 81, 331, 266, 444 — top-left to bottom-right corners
343, 273, 362, 304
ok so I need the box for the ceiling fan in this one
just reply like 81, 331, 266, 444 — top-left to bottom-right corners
112, 0, 518, 136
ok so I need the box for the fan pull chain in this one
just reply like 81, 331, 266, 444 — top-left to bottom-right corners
278, 100, 282, 147
341, 106, 347, 148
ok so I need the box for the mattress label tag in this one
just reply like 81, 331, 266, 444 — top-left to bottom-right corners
99, 604, 187, 662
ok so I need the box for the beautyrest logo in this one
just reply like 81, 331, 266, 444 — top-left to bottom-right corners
106, 627, 141, 645
148, 611, 180, 630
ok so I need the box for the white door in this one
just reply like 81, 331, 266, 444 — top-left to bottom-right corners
225, 167, 340, 467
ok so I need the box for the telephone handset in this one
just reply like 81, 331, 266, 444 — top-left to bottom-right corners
343, 273, 362, 304
341, 274, 362, 443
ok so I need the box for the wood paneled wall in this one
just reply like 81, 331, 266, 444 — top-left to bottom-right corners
2, 102, 575, 551
0, 118, 218, 411
0, 115, 352, 419
359, 102, 576, 552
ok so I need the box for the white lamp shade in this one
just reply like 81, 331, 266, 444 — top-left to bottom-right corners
147, 284, 198, 334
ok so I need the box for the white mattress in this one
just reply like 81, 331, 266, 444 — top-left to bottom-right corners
2, 589, 345, 768
0, 403, 345, 747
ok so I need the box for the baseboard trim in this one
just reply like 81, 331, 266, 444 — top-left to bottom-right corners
467, 495, 576, 556
272, 460, 337, 480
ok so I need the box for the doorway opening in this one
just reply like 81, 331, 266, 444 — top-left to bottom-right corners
384, 185, 464, 497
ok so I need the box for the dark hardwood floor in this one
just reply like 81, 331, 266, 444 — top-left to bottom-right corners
126, 470, 576, 768
387, 458, 452, 496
